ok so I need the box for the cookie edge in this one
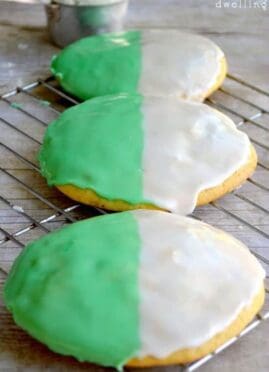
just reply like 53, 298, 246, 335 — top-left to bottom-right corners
56, 143, 257, 212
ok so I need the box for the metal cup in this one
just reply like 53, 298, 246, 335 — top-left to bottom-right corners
45, 0, 129, 48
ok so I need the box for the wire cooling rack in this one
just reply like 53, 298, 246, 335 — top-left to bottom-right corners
0, 74, 268, 371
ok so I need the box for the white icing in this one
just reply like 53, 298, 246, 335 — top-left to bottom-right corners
139, 30, 224, 101
132, 210, 265, 358
141, 96, 251, 215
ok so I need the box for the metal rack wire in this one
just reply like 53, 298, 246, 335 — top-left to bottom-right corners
0, 74, 268, 371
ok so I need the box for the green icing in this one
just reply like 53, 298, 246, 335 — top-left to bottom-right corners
11, 102, 23, 109
51, 30, 142, 100
39, 94, 145, 205
4, 212, 141, 368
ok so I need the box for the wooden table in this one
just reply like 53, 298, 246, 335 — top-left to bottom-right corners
0, 1, 268, 371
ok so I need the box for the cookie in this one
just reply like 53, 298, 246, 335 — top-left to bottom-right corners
4, 210, 265, 368
51, 30, 227, 101
39, 94, 257, 215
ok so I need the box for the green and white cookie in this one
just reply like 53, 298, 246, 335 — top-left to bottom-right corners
51, 30, 226, 101
4, 210, 265, 368
39, 94, 255, 215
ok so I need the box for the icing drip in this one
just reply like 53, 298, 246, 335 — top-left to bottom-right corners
142, 96, 250, 214
133, 210, 265, 357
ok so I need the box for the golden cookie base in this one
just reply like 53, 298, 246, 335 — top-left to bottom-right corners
126, 285, 265, 367
56, 144, 257, 212
202, 55, 228, 101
